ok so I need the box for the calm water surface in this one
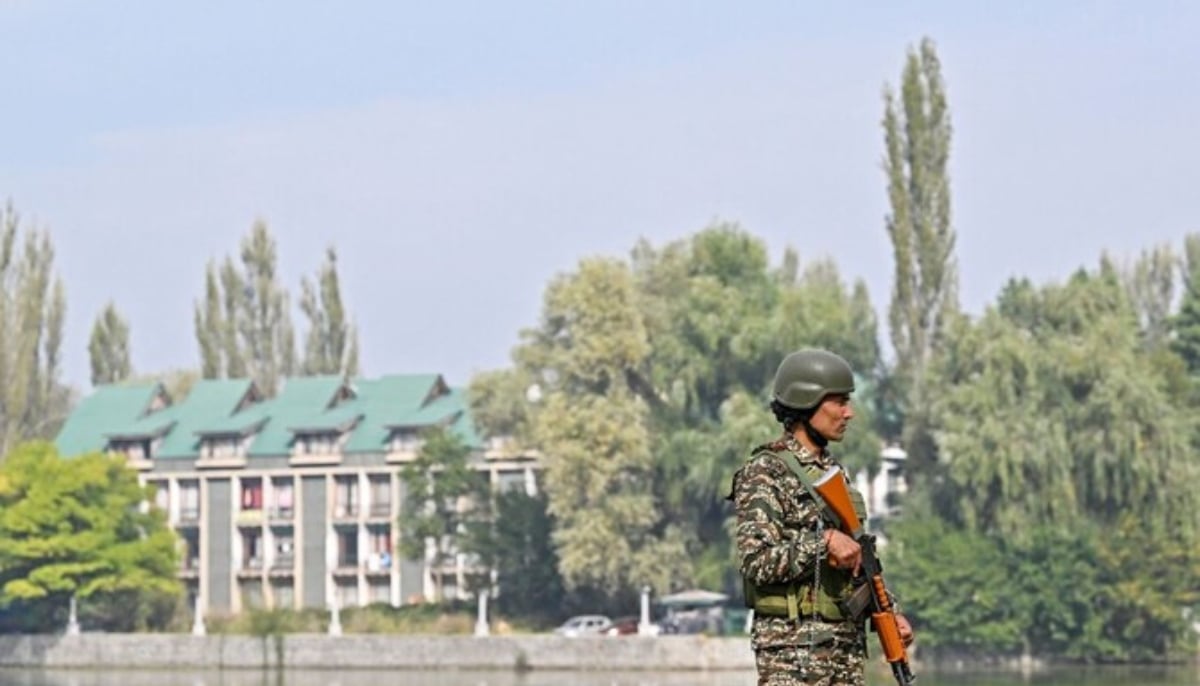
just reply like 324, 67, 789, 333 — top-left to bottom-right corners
0, 667, 1197, 686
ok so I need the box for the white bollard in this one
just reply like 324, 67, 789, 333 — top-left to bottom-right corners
637, 586, 656, 636
191, 594, 206, 636
66, 595, 81, 636
474, 591, 490, 637
328, 598, 343, 636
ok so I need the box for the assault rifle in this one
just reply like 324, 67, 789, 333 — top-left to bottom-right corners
813, 466, 916, 686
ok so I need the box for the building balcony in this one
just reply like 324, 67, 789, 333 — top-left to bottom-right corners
332, 563, 360, 577
237, 558, 264, 577
384, 449, 419, 464
332, 505, 359, 521
288, 450, 342, 467
364, 553, 393, 576
178, 562, 201, 578
197, 455, 247, 469
268, 506, 294, 523
178, 508, 202, 526
367, 503, 392, 520
236, 509, 264, 527
269, 555, 295, 576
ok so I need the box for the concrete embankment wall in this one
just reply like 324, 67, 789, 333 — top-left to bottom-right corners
0, 634, 755, 671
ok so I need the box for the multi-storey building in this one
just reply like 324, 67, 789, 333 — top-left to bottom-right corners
54, 373, 538, 616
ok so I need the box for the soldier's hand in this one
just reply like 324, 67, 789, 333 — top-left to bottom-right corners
896, 614, 914, 647
823, 529, 862, 576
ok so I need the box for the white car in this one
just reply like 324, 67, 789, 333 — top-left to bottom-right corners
553, 614, 613, 637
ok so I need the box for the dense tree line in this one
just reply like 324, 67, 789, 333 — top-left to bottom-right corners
2, 36, 1197, 662
462, 38, 1200, 661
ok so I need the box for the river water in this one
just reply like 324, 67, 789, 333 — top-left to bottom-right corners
0, 667, 1197, 686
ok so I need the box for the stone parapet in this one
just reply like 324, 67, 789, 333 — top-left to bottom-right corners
0, 634, 755, 671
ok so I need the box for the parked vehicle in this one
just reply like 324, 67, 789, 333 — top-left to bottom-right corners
605, 616, 641, 636
553, 614, 613, 637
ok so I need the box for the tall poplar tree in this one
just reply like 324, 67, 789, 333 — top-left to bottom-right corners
1122, 244, 1177, 350
88, 302, 132, 386
1171, 233, 1200, 373
0, 203, 70, 457
882, 37, 958, 470
299, 247, 359, 377
192, 221, 296, 395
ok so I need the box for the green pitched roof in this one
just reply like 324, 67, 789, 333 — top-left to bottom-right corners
55, 383, 164, 457
57, 373, 484, 461
287, 405, 364, 433
246, 376, 347, 457
342, 374, 452, 453
155, 379, 259, 458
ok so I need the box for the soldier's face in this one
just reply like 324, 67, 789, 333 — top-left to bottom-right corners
811, 393, 854, 442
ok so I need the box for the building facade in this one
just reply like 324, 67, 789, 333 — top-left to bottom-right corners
54, 374, 537, 617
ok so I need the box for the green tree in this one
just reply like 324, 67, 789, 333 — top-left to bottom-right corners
299, 246, 359, 377
194, 263, 224, 378
0, 442, 181, 632
474, 226, 887, 598
126, 368, 200, 402
882, 37, 959, 473
193, 221, 297, 395
933, 264, 1198, 539
397, 426, 489, 602
518, 257, 693, 596
463, 489, 565, 624
88, 302, 132, 385
0, 203, 71, 457
1123, 244, 1177, 350
886, 515, 1023, 657
1171, 233, 1200, 373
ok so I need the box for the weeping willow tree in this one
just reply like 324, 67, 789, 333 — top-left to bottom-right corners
472, 224, 886, 597
930, 260, 1199, 541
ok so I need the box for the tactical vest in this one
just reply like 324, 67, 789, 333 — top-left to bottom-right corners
740, 449, 868, 623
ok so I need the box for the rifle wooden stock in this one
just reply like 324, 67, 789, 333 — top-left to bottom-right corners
812, 466, 916, 686
813, 467, 864, 536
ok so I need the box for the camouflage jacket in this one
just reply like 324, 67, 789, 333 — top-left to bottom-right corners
732, 434, 864, 650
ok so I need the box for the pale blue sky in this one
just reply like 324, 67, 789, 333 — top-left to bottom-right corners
2, 2, 1198, 390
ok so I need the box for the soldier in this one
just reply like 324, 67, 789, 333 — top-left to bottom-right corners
732, 348, 912, 686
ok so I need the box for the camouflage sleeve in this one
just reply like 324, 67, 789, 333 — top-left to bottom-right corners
733, 455, 826, 586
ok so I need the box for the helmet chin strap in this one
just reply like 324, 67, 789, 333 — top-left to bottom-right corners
802, 418, 829, 450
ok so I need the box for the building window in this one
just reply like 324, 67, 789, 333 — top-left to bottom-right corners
203, 436, 243, 459
241, 478, 263, 511
240, 580, 264, 609
271, 477, 294, 519
336, 529, 359, 569
271, 581, 294, 609
367, 525, 392, 571
335, 580, 358, 609
242, 530, 263, 570
179, 480, 201, 521
273, 530, 294, 569
369, 475, 391, 517
149, 480, 169, 512
334, 476, 359, 518
297, 432, 338, 455
180, 530, 200, 572
495, 470, 527, 493
369, 581, 391, 605
389, 429, 424, 453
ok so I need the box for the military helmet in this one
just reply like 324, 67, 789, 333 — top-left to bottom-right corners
772, 349, 855, 410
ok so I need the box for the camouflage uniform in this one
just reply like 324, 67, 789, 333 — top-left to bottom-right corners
733, 434, 867, 686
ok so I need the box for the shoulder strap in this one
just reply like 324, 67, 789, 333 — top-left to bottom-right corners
753, 448, 840, 528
